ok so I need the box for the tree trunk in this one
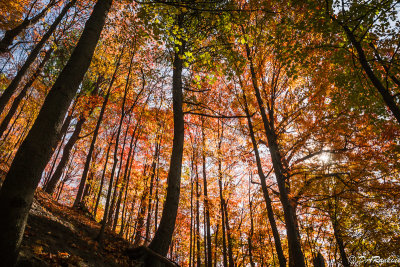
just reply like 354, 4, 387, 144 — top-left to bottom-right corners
133, 166, 150, 247
240, 85, 286, 267
114, 117, 141, 232
108, 119, 130, 226
93, 133, 114, 218
0, 48, 53, 139
144, 135, 161, 241
0, 0, 57, 54
97, 60, 129, 241
44, 116, 86, 194
189, 175, 194, 267
73, 49, 123, 207
119, 125, 142, 236
195, 161, 201, 267
248, 180, 255, 267
341, 24, 400, 124
245, 42, 306, 267
201, 119, 213, 267
218, 124, 228, 267
0, 0, 75, 115
45, 78, 100, 194
0, 0, 112, 264
146, 26, 185, 264
43, 103, 76, 186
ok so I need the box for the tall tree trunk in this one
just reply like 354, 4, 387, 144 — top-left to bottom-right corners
244, 42, 306, 267
107, 49, 136, 225
146, 24, 185, 264
0, 48, 53, 139
189, 175, 194, 267
0, 0, 112, 264
328, 199, 350, 267
144, 135, 161, 241
45, 79, 100, 194
97, 62, 129, 242
119, 125, 142, 236
0, 0, 76, 115
223, 200, 234, 267
248, 178, 255, 267
240, 85, 286, 267
44, 116, 86, 194
201, 119, 213, 267
0, 0, 57, 54
73, 49, 123, 207
217, 121, 228, 267
114, 117, 141, 232
44, 104, 75, 186
133, 166, 150, 247
108, 119, 130, 225
195, 161, 201, 267
93, 133, 114, 218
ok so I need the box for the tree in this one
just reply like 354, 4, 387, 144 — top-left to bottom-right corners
0, 0, 113, 264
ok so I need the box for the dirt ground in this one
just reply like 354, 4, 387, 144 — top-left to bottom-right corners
16, 190, 134, 267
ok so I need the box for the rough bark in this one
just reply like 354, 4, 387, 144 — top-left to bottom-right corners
146, 32, 185, 265
0, 0, 112, 264
240, 87, 286, 267
245, 42, 306, 267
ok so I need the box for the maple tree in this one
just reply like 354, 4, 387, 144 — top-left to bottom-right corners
0, 0, 399, 266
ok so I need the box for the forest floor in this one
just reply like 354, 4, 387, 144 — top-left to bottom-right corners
17, 189, 133, 267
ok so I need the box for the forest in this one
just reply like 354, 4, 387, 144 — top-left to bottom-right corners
0, 0, 399, 266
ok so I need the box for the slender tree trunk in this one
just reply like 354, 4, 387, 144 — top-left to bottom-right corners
94, 135, 114, 218
97, 63, 129, 242
214, 224, 218, 267
144, 136, 161, 241
146, 23, 185, 264
201, 119, 213, 267
340, 24, 400, 124
45, 81, 100, 194
134, 164, 150, 246
195, 162, 201, 267
119, 125, 141, 236
223, 200, 234, 267
240, 85, 286, 267
43, 103, 75, 187
328, 199, 350, 267
0, 0, 112, 263
74, 49, 124, 207
0, 0, 57, 54
248, 180, 255, 267
219, 176, 228, 267
114, 117, 141, 232
44, 117, 86, 194
0, 48, 53, 139
189, 176, 194, 267
217, 121, 228, 267
108, 119, 130, 226
244, 42, 306, 267
0, 103, 25, 143
0, 0, 76, 115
